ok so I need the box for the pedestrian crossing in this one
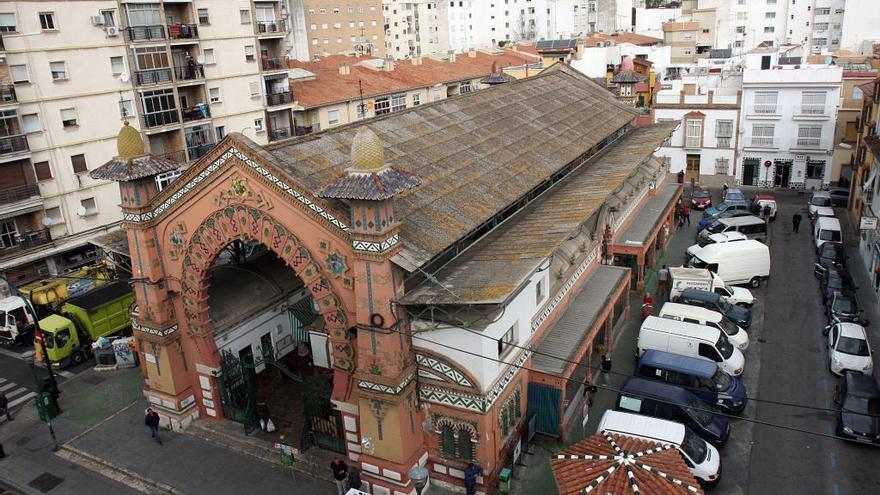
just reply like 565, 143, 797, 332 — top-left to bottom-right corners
0, 377, 36, 410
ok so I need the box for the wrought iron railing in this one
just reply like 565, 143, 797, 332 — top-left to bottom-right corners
143, 109, 179, 128
257, 20, 286, 34
187, 143, 214, 161
173, 64, 204, 81
0, 85, 16, 103
0, 183, 39, 205
0, 135, 29, 155
136, 68, 173, 85
167, 23, 198, 40
270, 128, 291, 141
266, 92, 292, 106
125, 25, 166, 41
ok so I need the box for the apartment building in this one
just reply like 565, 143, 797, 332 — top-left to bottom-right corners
572, 0, 634, 34
830, 70, 876, 185
840, 0, 880, 54
734, 0, 846, 54
382, 0, 447, 59
300, 0, 385, 59
736, 50, 842, 189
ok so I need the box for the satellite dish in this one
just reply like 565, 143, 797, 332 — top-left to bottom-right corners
77, 206, 87, 217
120, 72, 130, 83
197, 55, 205, 64
41, 216, 54, 227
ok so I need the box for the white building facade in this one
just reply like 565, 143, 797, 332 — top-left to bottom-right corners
736, 0, 846, 54
382, 0, 448, 59
736, 54, 842, 189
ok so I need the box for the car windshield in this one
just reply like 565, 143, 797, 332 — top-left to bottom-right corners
693, 190, 710, 198
707, 221, 726, 234
828, 273, 853, 290
843, 395, 880, 415
43, 333, 55, 349
711, 367, 733, 392
719, 318, 740, 336
832, 296, 858, 314
726, 193, 745, 202
837, 336, 870, 356
689, 255, 709, 269
821, 245, 843, 262
715, 332, 735, 359
811, 196, 832, 207
686, 397, 715, 427
717, 297, 733, 313
681, 428, 709, 463
820, 230, 842, 242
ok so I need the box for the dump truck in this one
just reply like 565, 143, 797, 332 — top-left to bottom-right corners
19, 264, 115, 315
36, 280, 135, 367
0, 296, 38, 345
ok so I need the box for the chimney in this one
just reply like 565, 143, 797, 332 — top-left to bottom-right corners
383, 58, 395, 72
468, 48, 477, 58
449, 51, 457, 63
338, 62, 350, 75
411, 56, 422, 66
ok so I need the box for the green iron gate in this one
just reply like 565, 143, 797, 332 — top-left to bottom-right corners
302, 373, 346, 453
217, 349, 259, 433
527, 383, 561, 437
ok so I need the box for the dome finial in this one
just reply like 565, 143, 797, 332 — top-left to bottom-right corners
350, 127, 386, 172
116, 121, 146, 160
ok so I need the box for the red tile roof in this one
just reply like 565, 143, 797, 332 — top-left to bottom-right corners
289, 50, 539, 108
859, 78, 879, 99
551, 433, 704, 495
585, 32, 663, 47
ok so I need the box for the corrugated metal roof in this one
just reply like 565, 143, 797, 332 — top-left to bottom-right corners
614, 184, 682, 246
531, 265, 630, 375
266, 64, 640, 271
399, 123, 675, 305
90, 229, 130, 258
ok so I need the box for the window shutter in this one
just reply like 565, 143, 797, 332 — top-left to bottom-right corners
249, 81, 261, 97
440, 426, 455, 457
34, 161, 52, 181
458, 430, 473, 461
71, 154, 87, 174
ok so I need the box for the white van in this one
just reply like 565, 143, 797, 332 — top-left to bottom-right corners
687, 232, 747, 258
697, 216, 767, 245
637, 316, 745, 376
597, 410, 721, 485
658, 302, 749, 350
814, 216, 842, 251
687, 240, 770, 288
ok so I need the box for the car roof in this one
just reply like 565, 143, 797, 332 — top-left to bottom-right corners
719, 215, 764, 226
0, 297, 25, 312
680, 288, 720, 301
812, 190, 832, 198
641, 315, 722, 341
829, 187, 849, 194
640, 349, 718, 377
837, 322, 867, 339
659, 302, 723, 323
709, 231, 748, 242
621, 376, 695, 405
598, 410, 686, 444
814, 207, 835, 216
844, 371, 880, 397
816, 216, 841, 229
821, 243, 845, 254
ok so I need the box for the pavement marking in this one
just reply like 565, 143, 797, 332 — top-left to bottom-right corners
0, 347, 28, 360
7, 391, 35, 408
0, 382, 16, 392
833, 482, 842, 495
5, 386, 28, 399
0, 377, 5, 383
57, 370, 75, 378
831, 452, 838, 468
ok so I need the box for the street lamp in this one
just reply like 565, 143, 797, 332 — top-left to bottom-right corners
408, 465, 429, 495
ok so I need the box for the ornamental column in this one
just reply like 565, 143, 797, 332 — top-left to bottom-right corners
319, 127, 427, 492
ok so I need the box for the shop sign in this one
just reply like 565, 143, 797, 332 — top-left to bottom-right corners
861, 216, 878, 230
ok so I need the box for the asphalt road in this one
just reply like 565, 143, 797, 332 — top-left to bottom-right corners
0, 344, 93, 418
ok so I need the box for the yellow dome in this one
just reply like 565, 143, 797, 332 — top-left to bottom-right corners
116, 121, 145, 160
350, 127, 385, 172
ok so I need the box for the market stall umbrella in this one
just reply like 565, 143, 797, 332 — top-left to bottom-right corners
550, 432, 704, 495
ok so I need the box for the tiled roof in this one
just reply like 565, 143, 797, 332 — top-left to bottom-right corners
89, 155, 181, 182
551, 433, 704, 495
267, 64, 640, 272
859, 78, 878, 98
288, 50, 539, 108
319, 167, 421, 201
585, 32, 663, 47
612, 70, 645, 84
866, 135, 880, 159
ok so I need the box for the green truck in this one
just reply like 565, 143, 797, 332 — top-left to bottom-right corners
37, 281, 135, 367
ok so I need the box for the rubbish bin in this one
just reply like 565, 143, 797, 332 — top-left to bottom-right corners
498, 468, 512, 493
35, 391, 59, 421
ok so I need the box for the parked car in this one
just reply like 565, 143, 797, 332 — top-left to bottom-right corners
808, 190, 833, 216
697, 216, 767, 245
751, 194, 777, 220
687, 232, 748, 258
814, 216, 843, 251
723, 188, 746, 203
636, 350, 748, 412
658, 302, 750, 351
820, 268, 857, 303
691, 188, 713, 209
810, 207, 836, 228
814, 243, 847, 278
828, 187, 850, 208
667, 266, 755, 306
825, 290, 864, 325
673, 288, 752, 330
686, 240, 770, 288
835, 371, 880, 444
637, 316, 745, 376
824, 322, 873, 375
698, 208, 752, 230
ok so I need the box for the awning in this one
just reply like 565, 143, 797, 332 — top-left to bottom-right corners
864, 166, 877, 192
613, 183, 682, 247
89, 229, 130, 259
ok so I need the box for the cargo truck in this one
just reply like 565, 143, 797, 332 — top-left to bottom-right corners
0, 296, 38, 345
19, 264, 115, 315
37, 281, 134, 367
668, 267, 755, 307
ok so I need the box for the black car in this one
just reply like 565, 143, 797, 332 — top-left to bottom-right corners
674, 288, 752, 330
815, 243, 847, 278
835, 371, 880, 444
825, 290, 863, 324
821, 268, 857, 302
829, 187, 851, 208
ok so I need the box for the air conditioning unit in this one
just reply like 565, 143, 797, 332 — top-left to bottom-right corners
105, 26, 120, 37
90, 15, 105, 26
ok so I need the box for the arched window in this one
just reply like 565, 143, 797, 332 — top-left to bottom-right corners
440, 426, 455, 457
500, 408, 510, 437
458, 428, 473, 461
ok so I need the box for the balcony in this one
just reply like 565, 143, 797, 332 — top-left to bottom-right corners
182, 104, 210, 122
294, 126, 314, 136
0, 85, 16, 104
270, 127, 291, 141
125, 25, 166, 41
257, 20, 286, 35
173, 64, 204, 82
0, 183, 39, 206
168, 23, 198, 40
136, 68, 173, 86
684, 136, 701, 149
0, 229, 51, 257
0, 135, 29, 156
792, 137, 825, 150
187, 143, 214, 161
156, 149, 187, 164
143, 109, 180, 129
262, 57, 287, 71
748, 104, 778, 116
795, 104, 833, 119
266, 91, 292, 106
749, 137, 777, 148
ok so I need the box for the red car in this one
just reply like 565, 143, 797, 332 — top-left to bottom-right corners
691, 188, 712, 209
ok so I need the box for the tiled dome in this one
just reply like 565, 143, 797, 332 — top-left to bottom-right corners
350, 127, 385, 172
117, 121, 145, 159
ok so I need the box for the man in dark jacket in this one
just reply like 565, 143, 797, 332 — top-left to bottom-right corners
144, 408, 161, 445
792, 213, 802, 233
331, 457, 348, 495
464, 463, 483, 495
348, 465, 362, 492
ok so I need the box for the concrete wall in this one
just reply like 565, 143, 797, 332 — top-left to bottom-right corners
635, 8, 681, 39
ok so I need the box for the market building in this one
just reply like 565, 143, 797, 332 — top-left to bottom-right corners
93, 63, 679, 495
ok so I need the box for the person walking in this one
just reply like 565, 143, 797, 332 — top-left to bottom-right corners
0, 391, 13, 421
144, 408, 162, 445
657, 265, 670, 299
683, 205, 691, 226
331, 456, 348, 495
792, 212, 802, 233
463, 463, 483, 495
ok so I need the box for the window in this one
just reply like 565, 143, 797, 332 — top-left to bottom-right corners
806, 159, 825, 179
10, 65, 28, 84
765, 12, 775, 18
240, 9, 251, 24
39, 12, 56, 30
249, 81, 261, 98
203, 48, 215, 65
33, 161, 52, 181
45, 207, 63, 225
412, 93, 420, 106
327, 108, 340, 126
50, 61, 67, 81
816, 8, 831, 15
801, 91, 826, 115
322, 23, 328, 29
797, 125, 822, 147
110, 56, 125, 75
763, 26, 775, 33
391, 93, 406, 112
126, 4, 161, 27
0, 13, 15, 32
197, 8, 209, 25
374, 97, 390, 115
244, 45, 255, 61
853, 87, 864, 100
71, 153, 88, 174
209, 87, 221, 103
60, 108, 77, 127
101, 10, 116, 27
118, 99, 134, 119
460, 82, 472, 94
215, 126, 225, 141
254, 118, 263, 131
698, 343, 721, 361
815, 23, 829, 31
715, 158, 730, 175
685, 119, 702, 148
141, 89, 177, 127
535, 278, 544, 305
440, 427, 455, 457
498, 324, 515, 357
751, 124, 775, 147
155, 170, 182, 191
80, 197, 98, 216
458, 429, 473, 461
311, 38, 318, 45
620, 84, 633, 97
716, 120, 733, 147
754, 91, 777, 114
22, 113, 40, 133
